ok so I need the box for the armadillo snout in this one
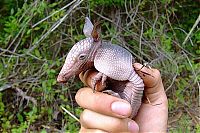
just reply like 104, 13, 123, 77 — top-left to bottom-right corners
57, 74, 69, 83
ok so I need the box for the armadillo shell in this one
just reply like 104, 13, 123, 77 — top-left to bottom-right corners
94, 42, 134, 81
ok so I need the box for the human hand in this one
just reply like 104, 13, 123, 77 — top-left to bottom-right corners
75, 63, 168, 132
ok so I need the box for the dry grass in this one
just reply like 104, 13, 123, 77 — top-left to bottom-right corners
0, 0, 199, 132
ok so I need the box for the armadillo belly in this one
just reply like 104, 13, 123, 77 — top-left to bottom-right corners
94, 42, 133, 81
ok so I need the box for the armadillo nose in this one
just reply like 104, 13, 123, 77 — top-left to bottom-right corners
57, 74, 68, 83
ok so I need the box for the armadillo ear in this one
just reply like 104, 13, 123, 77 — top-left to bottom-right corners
91, 21, 101, 42
83, 17, 94, 37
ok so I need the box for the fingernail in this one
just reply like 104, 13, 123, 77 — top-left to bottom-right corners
128, 121, 139, 133
111, 101, 131, 116
133, 63, 142, 69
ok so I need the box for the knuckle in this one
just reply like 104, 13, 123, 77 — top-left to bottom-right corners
112, 119, 128, 132
80, 110, 90, 127
75, 88, 90, 105
114, 119, 123, 128
79, 126, 85, 133
93, 130, 108, 133
75, 89, 82, 105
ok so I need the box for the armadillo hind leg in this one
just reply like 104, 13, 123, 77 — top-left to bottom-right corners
91, 72, 107, 91
101, 79, 143, 118
123, 69, 144, 118
119, 82, 143, 118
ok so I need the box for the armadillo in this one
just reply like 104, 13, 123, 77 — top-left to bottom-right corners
57, 17, 144, 118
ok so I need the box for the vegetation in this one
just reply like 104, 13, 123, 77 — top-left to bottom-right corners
0, 0, 199, 132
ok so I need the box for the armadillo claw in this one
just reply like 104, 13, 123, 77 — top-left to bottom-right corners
91, 72, 107, 92
102, 90, 121, 98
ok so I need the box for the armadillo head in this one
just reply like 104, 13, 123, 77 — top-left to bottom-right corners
57, 37, 94, 82
57, 17, 101, 83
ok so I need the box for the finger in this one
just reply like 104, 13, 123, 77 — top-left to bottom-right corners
80, 127, 108, 133
79, 69, 105, 91
80, 109, 139, 133
75, 87, 131, 118
133, 63, 167, 104
133, 63, 162, 91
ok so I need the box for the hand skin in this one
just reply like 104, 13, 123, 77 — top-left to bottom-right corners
75, 63, 168, 132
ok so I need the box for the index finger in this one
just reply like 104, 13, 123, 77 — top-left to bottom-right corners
75, 87, 132, 118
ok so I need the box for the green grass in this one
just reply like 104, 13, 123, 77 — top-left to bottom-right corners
0, 0, 199, 132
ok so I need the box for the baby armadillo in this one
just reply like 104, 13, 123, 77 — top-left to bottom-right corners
57, 17, 144, 118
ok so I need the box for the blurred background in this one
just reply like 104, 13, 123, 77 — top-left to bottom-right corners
0, 0, 199, 132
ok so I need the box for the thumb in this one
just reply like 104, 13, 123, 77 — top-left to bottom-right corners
133, 63, 164, 95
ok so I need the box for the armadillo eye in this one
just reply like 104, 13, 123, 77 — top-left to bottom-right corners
78, 54, 87, 60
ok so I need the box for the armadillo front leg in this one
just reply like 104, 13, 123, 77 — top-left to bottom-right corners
92, 72, 121, 98
91, 72, 107, 91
